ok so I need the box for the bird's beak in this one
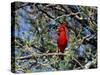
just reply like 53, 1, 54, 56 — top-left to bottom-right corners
56, 29, 58, 32
56, 27, 60, 32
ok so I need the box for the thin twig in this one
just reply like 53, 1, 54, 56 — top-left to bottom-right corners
36, 4, 55, 19
14, 3, 32, 10
16, 55, 33, 60
54, 12, 80, 21
72, 57, 84, 69
16, 52, 66, 60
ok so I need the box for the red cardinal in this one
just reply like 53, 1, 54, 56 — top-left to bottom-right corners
57, 23, 68, 59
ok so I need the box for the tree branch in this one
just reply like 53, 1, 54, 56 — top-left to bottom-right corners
35, 4, 55, 19
16, 52, 66, 60
72, 57, 84, 69
54, 12, 80, 21
14, 2, 33, 10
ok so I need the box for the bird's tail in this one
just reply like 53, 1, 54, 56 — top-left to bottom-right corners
58, 49, 64, 60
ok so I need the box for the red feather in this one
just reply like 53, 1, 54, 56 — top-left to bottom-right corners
57, 23, 68, 59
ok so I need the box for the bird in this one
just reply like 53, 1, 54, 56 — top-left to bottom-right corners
57, 23, 68, 60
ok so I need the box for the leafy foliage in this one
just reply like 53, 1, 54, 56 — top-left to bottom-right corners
11, 2, 97, 73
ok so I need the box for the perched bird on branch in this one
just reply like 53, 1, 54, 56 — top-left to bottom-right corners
57, 23, 68, 60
